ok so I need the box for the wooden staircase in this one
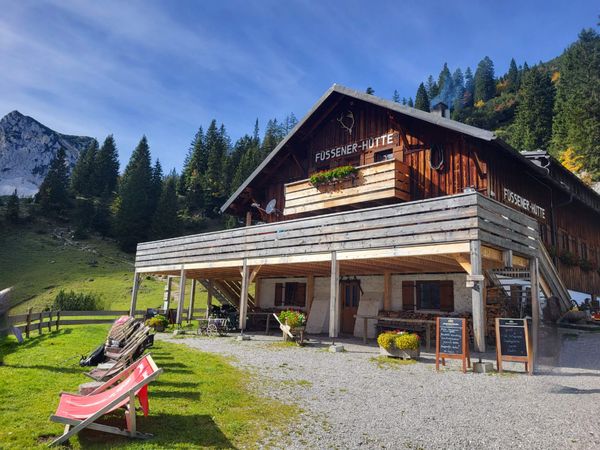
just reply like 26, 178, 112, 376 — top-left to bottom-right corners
196, 279, 256, 311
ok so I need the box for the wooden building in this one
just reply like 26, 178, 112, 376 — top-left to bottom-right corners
131, 85, 600, 355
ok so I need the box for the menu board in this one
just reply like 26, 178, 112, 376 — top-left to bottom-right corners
436, 317, 470, 373
495, 318, 532, 374
439, 318, 463, 355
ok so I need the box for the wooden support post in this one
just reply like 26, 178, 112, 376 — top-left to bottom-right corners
129, 273, 141, 316
48, 311, 52, 332
164, 276, 173, 311
239, 260, 249, 331
383, 271, 392, 311
56, 311, 60, 331
529, 256, 540, 373
254, 279, 261, 309
329, 251, 340, 338
306, 275, 315, 317
25, 307, 32, 339
206, 280, 213, 319
245, 211, 252, 227
176, 268, 186, 325
470, 240, 485, 353
187, 279, 196, 323
503, 249, 513, 268
38, 311, 42, 335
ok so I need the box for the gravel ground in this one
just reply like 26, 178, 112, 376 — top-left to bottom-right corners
159, 331, 600, 450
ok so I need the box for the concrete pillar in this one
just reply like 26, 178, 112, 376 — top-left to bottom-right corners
470, 240, 485, 352
129, 272, 141, 316
329, 251, 340, 338
176, 268, 186, 325
239, 260, 249, 331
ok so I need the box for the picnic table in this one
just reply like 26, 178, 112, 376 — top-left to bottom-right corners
355, 315, 436, 351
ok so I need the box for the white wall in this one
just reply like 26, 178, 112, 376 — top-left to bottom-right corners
258, 273, 470, 335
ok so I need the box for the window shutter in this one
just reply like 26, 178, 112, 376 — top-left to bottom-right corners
439, 280, 454, 312
402, 281, 415, 311
295, 283, 307, 307
274, 283, 284, 306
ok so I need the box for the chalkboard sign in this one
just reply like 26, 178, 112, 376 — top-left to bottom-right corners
495, 318, 532, 375
436, 317, 471, 373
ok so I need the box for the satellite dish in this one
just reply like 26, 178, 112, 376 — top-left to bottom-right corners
265, 199, 277, 214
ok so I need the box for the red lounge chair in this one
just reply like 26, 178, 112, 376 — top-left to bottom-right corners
49, 355, 162, 446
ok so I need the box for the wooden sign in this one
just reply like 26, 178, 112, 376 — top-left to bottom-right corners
495, 318, 532, 374
312, 132, 399, 164
436, 317, 471, 373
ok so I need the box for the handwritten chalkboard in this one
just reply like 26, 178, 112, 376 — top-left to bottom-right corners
439, 318, 463, 355
495, 318, 532, 374
436, 317, 470, 373
498, 319, 527, 357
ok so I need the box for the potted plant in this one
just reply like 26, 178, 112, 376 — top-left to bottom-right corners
309, 165, 358, 187
278, 310, 306, 330
377, 330, 420, 359
145, 314, 169, 332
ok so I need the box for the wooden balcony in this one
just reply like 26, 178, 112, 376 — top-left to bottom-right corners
283, 159, 410, 216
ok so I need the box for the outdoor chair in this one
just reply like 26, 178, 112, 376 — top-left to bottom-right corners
49, 354, 163, 446
104, 326, 151, 362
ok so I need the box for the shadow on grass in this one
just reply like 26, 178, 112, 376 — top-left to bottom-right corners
78, 413, 236, 449
0, 328, 73, 360
153, 389, 201, 400
2, 363, 83, 374
154, 380, 200, 388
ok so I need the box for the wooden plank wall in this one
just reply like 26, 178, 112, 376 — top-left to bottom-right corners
136, 193, 538, 271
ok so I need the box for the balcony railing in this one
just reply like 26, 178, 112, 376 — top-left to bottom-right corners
283, 159, 410, 216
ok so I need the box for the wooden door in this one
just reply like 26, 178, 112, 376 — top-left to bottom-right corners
341, 280, 361, 334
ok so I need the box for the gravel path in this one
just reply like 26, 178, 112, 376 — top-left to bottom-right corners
159, 332, 600, 450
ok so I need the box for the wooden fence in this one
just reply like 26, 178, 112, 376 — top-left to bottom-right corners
4, 308, 209, 340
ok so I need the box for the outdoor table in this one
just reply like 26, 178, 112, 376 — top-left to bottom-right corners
355, 315, 435, 351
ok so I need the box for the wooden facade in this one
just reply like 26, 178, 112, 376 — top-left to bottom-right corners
222, 85, 600, 295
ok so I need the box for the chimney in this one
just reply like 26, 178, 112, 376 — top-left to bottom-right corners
431, 102, 450, 119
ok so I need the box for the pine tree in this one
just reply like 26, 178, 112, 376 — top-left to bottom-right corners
510, 68, 555, 151
150, 159, 163, 212
231, 135, 261, 193
5, 189, 19, 223
71, 139, 98, 197
283, 113, 298, 134
95, 135, 119, 198
180, 127, 206, 209
452, 68, 465, 111
151, 172, 181, 239
392, 90, 401, 102
36, 148, 70, 214
253, 119, 260, 144
407, 97, 414, 107
414, 83, 430, 112
464, 67, 475, 107
203, 120, 230, 216
551, 29, 600, 179
474, 56, 496, 102
113, 136, 154, 251
506, 58, 519, 93
437, 63, 451, 93
401, 97, 407, 105
366, 87, 375, 95
426, 75, 439, 100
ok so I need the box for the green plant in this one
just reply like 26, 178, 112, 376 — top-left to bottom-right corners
278, 310, 306, 328
377, 331, 420, 351
559, 251, 578, 266
145, 314, 169, 329
309, 165, 357, 186
579, 259, 594, 272
51, 290, 104, 311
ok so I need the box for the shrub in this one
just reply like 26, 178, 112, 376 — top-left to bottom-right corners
309, 165, 357, 186
559, 251, 578, 266
52, 290, 104, 311
145, 314, 169, 330
579, 259, 594, 272
377, 331, 420, 351
278, 310, 306, 328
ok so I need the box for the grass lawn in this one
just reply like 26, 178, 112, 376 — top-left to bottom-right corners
0, 225, 210, 314
0, 325, 295, 449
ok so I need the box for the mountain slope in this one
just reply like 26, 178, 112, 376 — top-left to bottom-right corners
0, 111, 94, 196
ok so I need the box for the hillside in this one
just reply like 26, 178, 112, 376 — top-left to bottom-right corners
0, 110, 94, 196
0, 219, 208, 314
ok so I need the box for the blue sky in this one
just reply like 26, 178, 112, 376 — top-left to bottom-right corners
0, 0, 597, 172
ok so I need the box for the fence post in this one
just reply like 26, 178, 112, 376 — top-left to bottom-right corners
25, 307, 32, 339
56, 311, 60, 331
48, 311, 52, 332
38, 312, 43, 335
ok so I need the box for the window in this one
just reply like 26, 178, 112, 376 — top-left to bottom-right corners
274, 282, 306, 307
375, 149, 394, 162
415, 280, 454, 312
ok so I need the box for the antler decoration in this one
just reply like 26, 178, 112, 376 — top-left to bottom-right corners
337, 111, 354, 134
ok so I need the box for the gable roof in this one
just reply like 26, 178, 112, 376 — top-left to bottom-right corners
221, 83, 600, 214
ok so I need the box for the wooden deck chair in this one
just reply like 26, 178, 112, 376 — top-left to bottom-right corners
107, 316, 135, 342
49, 354, 163, 446
104, 329, 150, 363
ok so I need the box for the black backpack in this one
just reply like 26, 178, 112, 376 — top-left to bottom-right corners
79, 344, 105, 367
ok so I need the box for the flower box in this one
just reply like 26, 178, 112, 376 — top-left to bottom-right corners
377, 330, 421, 360
379, 346, 420, 359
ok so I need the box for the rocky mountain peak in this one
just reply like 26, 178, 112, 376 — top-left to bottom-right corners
0, 111, 94, 196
